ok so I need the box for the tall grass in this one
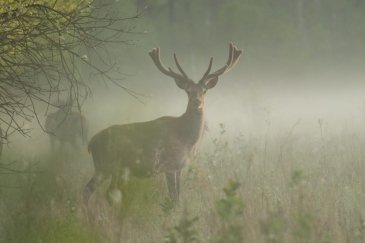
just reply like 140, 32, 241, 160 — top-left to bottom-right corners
1, 121, 365, 242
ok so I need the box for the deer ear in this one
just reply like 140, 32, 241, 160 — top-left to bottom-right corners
174, 78, 189, 90
204, 76, 218, 89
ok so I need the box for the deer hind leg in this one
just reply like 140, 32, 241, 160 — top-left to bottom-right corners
165, 170, 181, 201
107, 173, 122, 206
83, 172, 105, 204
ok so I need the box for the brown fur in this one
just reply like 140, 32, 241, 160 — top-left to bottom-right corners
84, 44, 242, 205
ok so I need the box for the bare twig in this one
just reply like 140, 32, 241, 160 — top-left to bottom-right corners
0, 1, 139, 142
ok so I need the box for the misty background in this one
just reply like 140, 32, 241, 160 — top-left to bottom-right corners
8, 0, 365, 153
2, 1, 365, 242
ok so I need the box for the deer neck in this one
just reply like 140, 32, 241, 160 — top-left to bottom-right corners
177, 100, 205, 145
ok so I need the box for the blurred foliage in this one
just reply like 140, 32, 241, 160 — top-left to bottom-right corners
290, 169, 306, 187
214, 179, 244, 243
0, 0, 91, 13
110, 0, 365, 75
164, 208, 199, 243
0, 0, 91, 61
260, 210, 285, 243
2, 152, 98, 243
0, 0, 137, 140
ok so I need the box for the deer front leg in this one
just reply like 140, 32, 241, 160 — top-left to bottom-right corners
165, 170, 181, 201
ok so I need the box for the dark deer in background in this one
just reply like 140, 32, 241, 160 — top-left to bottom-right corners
84, 43, 242, 205
45, 101, 88, 150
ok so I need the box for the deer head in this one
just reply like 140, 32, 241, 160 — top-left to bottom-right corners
149, 43, 243, 111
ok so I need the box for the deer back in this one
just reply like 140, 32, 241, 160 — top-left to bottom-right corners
88, 115, 196, 176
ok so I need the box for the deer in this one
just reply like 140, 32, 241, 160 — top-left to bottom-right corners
45, 101, 88, 150
84, 43, 242, 206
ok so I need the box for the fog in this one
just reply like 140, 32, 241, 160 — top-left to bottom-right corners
81, 67, 365, 145
9, 52, 365, 159
73, 0, 365, 142
5, 0, 365, 181
2, 1, 365, 242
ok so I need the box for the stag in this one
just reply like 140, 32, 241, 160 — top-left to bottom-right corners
84, 43, 242, 205
45, 104, 88, 150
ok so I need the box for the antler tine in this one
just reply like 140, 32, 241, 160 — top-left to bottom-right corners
232, 43, 242, 62
149, 48, 185, 80
148, 48, 168, 75
212, 43, 234, 75
208, 43, 242, 77
199, 57, 213, 82
174, 54, 189, 79
226, 43, 242, 71
228, 42, 234, 65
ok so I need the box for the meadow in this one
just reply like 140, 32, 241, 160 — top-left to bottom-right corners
1, 118, 365, 243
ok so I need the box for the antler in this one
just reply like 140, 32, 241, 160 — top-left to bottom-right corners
149, 48, 189, 81
199, 43, 242, 82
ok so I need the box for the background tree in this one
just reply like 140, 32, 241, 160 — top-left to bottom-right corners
0, 0, 138, 143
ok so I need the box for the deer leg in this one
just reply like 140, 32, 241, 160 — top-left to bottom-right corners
83, 172, 104, 204
107, 173, 122, 206
165, 170, 181, 201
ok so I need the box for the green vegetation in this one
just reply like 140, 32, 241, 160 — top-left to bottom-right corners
1, 124, 365, 242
